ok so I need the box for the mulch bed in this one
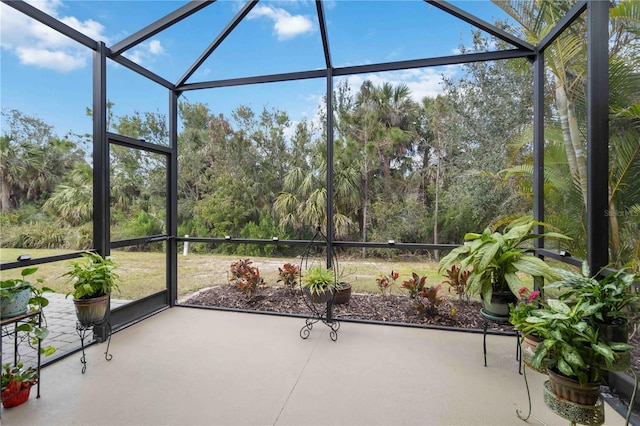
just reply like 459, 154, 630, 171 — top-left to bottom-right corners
183, 284, 513, 332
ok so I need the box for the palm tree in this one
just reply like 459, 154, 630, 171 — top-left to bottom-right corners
494, 0, 640, 266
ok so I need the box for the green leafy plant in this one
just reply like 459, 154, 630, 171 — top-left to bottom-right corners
441, 265, 471, 302
523, 299, 631, 385
277, 263, 300, 292
509, 286, 542, 335
1, 267, 56, 356
376, 270, 399, 297
229, 258, 263, 297
1, 362, 38, 399
302, 265, 337, 296
401, 272, 447, 315
63, 252, 120, 300
546, 262, 640, 325
438, 217, 570, 303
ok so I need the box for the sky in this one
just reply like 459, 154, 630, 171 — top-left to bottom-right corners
0, 0, 517, 140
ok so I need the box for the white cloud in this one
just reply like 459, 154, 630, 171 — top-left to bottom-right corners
343, 66, 458, 103
124, 39, 165, 67
0, 0, 109, 72
249, 5, 313, 40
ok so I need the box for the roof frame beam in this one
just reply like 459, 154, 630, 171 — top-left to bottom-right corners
177, 0, 258, 87
110, 1, 215, 57
179, 48, 533, 91
1, 0, 98, 50
425, 0, 535, 52
316, 0, 332, 69
538, 1, 588, 52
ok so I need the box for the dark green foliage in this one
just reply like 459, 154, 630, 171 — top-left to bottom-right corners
63, 252, 120, 300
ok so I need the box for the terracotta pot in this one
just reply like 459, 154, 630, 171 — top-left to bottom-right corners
547, 368, 601, 405
73, 294, 109, 326
334, 282, 352, 305
521, 334, 546, 373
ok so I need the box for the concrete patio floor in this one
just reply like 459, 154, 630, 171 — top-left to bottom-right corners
1, 307, 627, 425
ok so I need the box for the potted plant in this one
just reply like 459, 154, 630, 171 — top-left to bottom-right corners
1, 363, 38, 408
438, 217, 569, 317
546, 261, 640, 370
523, 298, 631, 405
63, 251, 120, 327
302, 265, 338, 304
509, 287, 545, 372
1, 267, 56, 356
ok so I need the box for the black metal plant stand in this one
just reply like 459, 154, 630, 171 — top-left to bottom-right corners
76, 318, 113, 374
298, 228, 340, 342
481, 309, 521, 372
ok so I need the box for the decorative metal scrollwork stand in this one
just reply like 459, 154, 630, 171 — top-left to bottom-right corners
76, 317, 113, 374
298, 227, 340, 342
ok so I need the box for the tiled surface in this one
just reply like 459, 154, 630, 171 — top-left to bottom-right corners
1, 293, 128, 368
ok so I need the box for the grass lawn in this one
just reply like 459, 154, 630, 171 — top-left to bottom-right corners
1, 248, 446, 300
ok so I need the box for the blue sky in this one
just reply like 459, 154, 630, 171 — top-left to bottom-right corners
1, 0, 515, 140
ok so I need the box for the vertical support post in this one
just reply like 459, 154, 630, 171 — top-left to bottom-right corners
325, 68, 335, 268
533, 51, 545, 293
168, 90, 180, 307
325, 69, 335, 320
586, 0, 609, 272
92, 42, 109, 341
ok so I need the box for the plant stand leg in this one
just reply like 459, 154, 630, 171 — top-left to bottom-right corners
76, 322, 90, 374
483, 319, 488, 367
76, 320, 112, 374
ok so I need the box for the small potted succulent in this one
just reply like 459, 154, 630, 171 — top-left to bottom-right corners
302, 265, 338, 304
1, 363, 38, 408
63, 252, 120, 327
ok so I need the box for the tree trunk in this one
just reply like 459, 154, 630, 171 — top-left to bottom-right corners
555, 80, 588, 207
433, 132, 442, 262
1, 179, 11, 212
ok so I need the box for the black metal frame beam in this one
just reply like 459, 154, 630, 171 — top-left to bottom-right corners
316, 0, 332, 69
586, 0, 610, 272
538, 1, 588, 52
1, 0, 98, 50
179, 49, 533, 91
425, 0, 534, 52
177, 0, 258, 87
109, 55, 175, 90
110, 1, 215, 56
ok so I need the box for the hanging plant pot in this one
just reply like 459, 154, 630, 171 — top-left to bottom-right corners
547, 368, 601, 406
481, 290, 517, 318
73, 294, 109, 326
334, 282, 352, 305
1, 287, 31, 319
